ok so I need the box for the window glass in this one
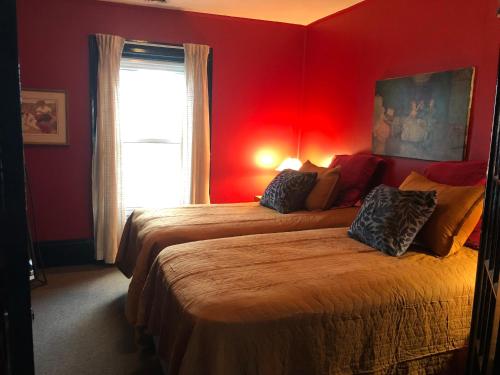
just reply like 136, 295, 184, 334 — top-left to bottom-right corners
119, 58, 187, 214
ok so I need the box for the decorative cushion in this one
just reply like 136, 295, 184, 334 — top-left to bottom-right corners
465, 216, 483, 249
423, 160, 487, 186
399, 171, 485, 256
348, 185, 437, 256
299, 161, 341, 210
424, 161, 487, 250
260, 169, 318, 214
330, 154, 386, 207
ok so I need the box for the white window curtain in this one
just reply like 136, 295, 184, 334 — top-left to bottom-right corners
183, 43, 211, 204
92, 34, 125, 263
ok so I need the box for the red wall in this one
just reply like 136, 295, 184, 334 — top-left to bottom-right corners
18, 0, 500, 243
300, 0, 500, 185
17, 0, 305, 241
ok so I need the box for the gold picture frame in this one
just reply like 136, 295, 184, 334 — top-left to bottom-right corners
21, 89, 68, 145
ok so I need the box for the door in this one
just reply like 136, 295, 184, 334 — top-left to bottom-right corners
467, 60, 500, 374
0, 0, 35, 374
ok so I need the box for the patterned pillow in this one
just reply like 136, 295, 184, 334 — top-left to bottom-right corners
260, 169, 318, 214
348, 185, 437, 256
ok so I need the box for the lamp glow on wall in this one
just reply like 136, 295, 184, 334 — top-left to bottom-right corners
255, 149, 279, 169
276, 157, 302, 171
320, 155, 335, 168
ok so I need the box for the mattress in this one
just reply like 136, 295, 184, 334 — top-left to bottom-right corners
118, 202, 358, 323
137, 228, 477, 375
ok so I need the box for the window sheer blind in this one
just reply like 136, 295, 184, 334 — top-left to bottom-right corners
119, 58, 188, 216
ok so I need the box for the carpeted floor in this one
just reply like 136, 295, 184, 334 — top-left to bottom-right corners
31, 265, 163, 375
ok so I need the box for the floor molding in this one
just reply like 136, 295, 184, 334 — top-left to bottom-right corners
35, 239, 96, 267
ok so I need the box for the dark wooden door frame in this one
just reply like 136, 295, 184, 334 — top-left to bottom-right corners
0, 0, 35, 374
467, 57, 500, 374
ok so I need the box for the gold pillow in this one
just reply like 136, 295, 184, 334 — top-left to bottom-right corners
299, 161, 341, 210
399, 171, 484, 256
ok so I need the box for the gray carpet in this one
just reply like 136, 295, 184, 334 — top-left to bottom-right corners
31, 265, 163, 375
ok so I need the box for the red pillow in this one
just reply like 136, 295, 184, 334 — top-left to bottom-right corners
424, 161, 487, 249
423, 161, 487, 186
466, 223, 482, 249
330, 154, 385, 207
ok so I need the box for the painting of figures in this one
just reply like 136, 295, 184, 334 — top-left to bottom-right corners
21, 89, 68, 145
372, 68, 474, 161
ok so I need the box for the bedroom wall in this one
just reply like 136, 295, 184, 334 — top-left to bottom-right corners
299, 0, 500, 185
18, 0, 500, 247
17, 0, 306, 242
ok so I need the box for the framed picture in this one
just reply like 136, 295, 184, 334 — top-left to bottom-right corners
21, 89, 68, 145
372, 67, 474, 161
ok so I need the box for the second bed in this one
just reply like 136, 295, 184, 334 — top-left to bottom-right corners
135, 227, 476, 375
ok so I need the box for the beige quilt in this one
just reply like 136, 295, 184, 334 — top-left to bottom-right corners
117, 202, 358, 323
137, 228, 477, 375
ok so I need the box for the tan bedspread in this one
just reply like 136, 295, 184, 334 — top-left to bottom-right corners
137, 228, 477, 375
118, 202, 358, 323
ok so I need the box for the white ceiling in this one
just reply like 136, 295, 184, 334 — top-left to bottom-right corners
99, 0, 365, 25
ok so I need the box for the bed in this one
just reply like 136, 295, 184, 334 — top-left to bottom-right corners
118, 202, 359, 323
136, 227, 476, 375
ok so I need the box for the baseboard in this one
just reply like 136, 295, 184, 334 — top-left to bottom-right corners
35, 239, 95, 267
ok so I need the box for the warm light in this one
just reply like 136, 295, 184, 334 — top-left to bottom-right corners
319, 155, 335, 168
276, 157, 302, 171
255, 149, 279, 169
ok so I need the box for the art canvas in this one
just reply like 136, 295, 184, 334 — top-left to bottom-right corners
21, 89, 68, 145
372, 67, 474, 161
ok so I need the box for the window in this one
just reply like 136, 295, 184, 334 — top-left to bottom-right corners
119, 58, 188, 216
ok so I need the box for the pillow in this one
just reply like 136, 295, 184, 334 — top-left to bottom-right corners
299, 161, 341, 210
424, 161, 487, 250
260, 169, 318, 214
348, 185, 437, 256
466, 224, 482, 249
330, 154, 385, 207
465, 185, 485, 250
399, 171, 485, 256
423, 160, 487, 186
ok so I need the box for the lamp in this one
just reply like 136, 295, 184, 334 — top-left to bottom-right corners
276, 157, 302, 171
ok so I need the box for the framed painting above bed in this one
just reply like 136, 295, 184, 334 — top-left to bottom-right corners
372, 67, 474, 161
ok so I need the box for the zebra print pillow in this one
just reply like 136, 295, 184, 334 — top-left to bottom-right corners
348, 185, 437, 256
260, 169, 318, 214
